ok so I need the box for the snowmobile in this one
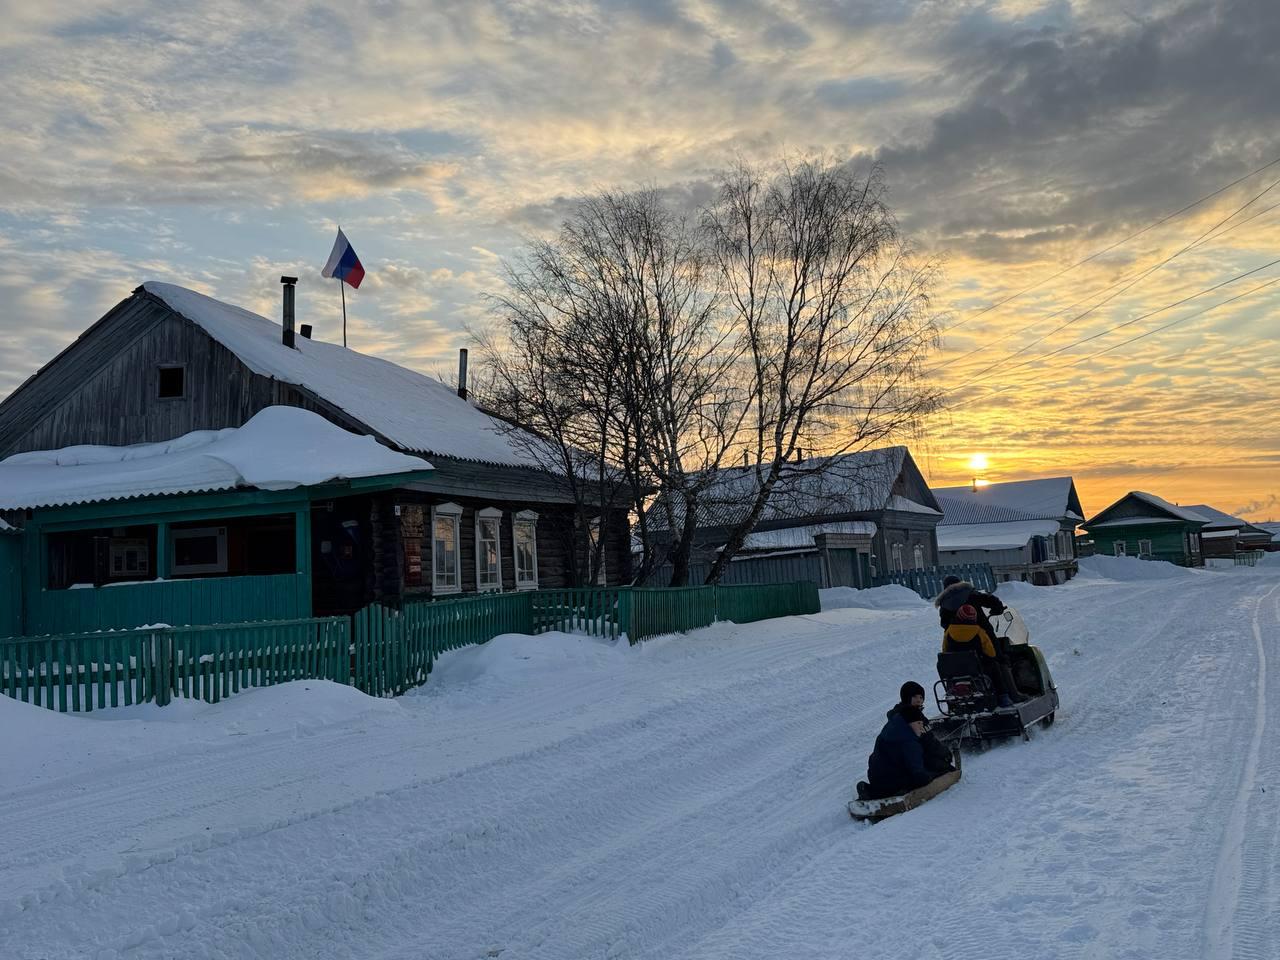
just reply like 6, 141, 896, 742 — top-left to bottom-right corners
927, 606, 1058, 749
847, 749, 962, 822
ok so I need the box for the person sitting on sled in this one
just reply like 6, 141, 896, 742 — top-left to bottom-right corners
891, 681, 954, 775
942, 603, 1026, 707
858, 699, 949, 801
935, 573, 1005, 640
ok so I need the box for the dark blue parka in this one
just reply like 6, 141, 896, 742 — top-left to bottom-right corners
865, 711, 933, 799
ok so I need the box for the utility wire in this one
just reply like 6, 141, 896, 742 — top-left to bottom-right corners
955, 264, 1280, 403
952, 173, 1280, 383
938, 154, 1280, 335
934, 195, 1280, 375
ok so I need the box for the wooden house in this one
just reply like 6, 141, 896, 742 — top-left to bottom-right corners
1258, 522, 1280, 552
933, 477, 1083, 585
1081, 491, 1208, 566
643, 446, 943, 587
1182, 504, 1275, 557
0, 281, 631, 632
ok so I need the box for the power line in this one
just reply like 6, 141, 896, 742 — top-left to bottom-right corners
954, 264, 1280, 403
938, 153, 1280, 335
950, 173, 1280, 383
933, 195, 1280, 375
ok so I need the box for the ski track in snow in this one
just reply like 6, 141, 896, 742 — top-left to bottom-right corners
3, 569, 1279, 959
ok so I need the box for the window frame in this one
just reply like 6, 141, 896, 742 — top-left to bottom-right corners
1138, 538, 1153, 557
891, 542, 904, 573
157, 364, 187, 401
1114, 540, 1127, 557
475, 507, 503, 593
514, 511, 540, 590
170, 525, 229, 576
431, 502, 463, 595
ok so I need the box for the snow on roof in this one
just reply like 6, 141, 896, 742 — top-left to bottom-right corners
1127, 491, 1211, 524
0, 517, 15, 533
1085, 516, 1185, 528
142, 282, 547, 468
936, 519, 1062, 551
0, 407, 432, 510
1201, 529, 1240, 539
1182, 504, 1247, 530
933, 477, 1082, 524
885, 495, 943, 516
732, 521, 877, 552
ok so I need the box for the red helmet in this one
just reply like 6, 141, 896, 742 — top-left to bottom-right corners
956, 603, 979, 624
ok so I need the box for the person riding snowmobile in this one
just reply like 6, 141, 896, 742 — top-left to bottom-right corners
935, 574, 1005, 639
942, 603, 1026, 707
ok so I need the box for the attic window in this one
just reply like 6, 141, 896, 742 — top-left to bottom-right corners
158, 365, 185, 399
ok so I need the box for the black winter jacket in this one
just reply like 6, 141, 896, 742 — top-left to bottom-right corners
865, 711, 934, 799
934, 580, 1005, 637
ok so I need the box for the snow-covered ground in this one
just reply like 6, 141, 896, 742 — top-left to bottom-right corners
3, 558, 1278, 959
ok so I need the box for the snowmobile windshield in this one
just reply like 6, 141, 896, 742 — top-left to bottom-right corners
992, 607, 1030, 646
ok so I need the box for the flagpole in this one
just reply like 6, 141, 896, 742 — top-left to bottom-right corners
340, 277, 347, 348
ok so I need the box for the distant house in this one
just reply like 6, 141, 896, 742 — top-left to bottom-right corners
1081, 491, 1208, 566
1258, 521, 1280, 552
644, 446, 943, 587
932, 477, 1084, 585
0, 281, 631, 632
1182, 505, 1275, 557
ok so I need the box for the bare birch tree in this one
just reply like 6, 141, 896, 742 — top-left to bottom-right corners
700, 158, 942, 583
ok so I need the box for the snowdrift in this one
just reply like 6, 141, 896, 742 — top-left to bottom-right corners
994, 580, 1044, 603
428, 631, 628, 689
1075, 554, 1198, 581
820, 584, 927, 611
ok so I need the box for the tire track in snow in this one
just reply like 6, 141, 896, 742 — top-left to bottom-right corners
1205, 578, 1280, 960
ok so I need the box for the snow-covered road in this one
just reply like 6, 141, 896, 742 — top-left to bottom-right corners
3, 559, 1278, 960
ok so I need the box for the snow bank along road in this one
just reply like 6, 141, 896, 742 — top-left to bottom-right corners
3, 560, 1278, 960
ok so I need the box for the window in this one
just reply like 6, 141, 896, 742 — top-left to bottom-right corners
912, 544, 924, 570
157, 365, 185, 399
432, 503, 463, 594
1114, 541, 1127, 557
514, 511, 539, 590
1045, 536, 1057, 561
1138, 539, 1153, 557
476, 508, 503, 592
171, 526, 228, 575
1189, 532, 1201, 555
891, 542, 904, 572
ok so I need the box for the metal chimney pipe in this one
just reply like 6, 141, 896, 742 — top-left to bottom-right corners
280, 276, 298, 349
300, 324, 313, 340
457, 348, 469, 400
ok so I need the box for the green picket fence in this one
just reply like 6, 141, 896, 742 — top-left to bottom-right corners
1234, 551, 1265, 567
716, 581, 821, 626
2, 581, 821, 709
0, 617, 348, 712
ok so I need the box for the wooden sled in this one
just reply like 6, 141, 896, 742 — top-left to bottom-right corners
847, 762, 962, 823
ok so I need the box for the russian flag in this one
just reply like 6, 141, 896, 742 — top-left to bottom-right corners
321, 228, 366, 289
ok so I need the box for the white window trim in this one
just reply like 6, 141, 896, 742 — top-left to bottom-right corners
1114, 541, 1127, 557
891, 542, 904, 573
912, 543, 924, 570
475, 507, 503, 593
1138, 539, 1153, 557
514, 510, 540, 591
432, 502, 463, 595
170, 526, 228, 576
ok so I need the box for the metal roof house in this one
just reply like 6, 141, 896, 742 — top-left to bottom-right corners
0, 408, 434, 636
1181, 504, 1275, 557
1081, 491, 1208, 567
644, 446, 943, 587
932, 477, 1084, 585
0, 281, 632, 635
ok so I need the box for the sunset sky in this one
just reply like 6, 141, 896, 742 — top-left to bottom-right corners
1, 0, 1276, 521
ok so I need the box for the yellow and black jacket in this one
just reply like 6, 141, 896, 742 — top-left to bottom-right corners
942, 623, 998, 659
